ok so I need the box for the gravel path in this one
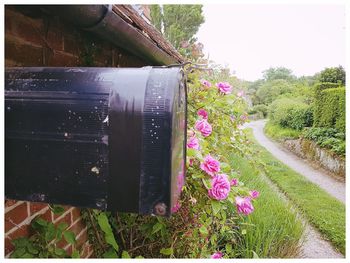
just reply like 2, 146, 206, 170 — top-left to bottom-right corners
245, 120, 345, 203
244, 120, 345, 258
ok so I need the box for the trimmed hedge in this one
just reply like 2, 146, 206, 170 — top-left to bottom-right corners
268, 98, 313, 130
313, 87, 345, 133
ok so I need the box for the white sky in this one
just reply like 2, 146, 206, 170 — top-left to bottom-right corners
196, 4, 346, 81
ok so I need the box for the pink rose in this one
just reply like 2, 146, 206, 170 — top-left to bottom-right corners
216, 82, 232, 94
235, 196, 254, 215
249, 190, 260, 199
237, 90, 244, 97
195, 119, 212, 137
197, 109, 208, 119
211, 252, 223, 259
208, 174, 231, 200
230, 178, 238, 186
187, 136, 200, 150
171, 202, 181, 213
200, 79, 212, 88
188, 158, 194, 166
200, 155, 220, 176
240, 114, 248, 121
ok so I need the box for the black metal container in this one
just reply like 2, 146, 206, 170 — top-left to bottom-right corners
5, 67, 187, 216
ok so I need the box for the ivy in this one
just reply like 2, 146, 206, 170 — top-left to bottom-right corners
10, 205, 79, 258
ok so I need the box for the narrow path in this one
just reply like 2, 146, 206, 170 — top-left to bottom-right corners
244, 119, 345, 258
245, 120, 345, 203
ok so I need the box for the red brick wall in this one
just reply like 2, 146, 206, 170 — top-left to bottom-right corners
5, 5, 149, 258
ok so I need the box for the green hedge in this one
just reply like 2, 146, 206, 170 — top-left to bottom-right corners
268, 98, 313, 130
313, 87, 345, 132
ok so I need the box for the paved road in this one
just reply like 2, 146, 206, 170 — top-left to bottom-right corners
244, 120, 345, 258
245, 120, 345, 203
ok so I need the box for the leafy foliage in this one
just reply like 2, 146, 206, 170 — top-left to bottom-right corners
150, 5, 205, 50
255, 79, 295, 105
10, 206, 79, 258
262, 67, 296, 82
313, 87, 345, 133
317, 66, 345, 85
268, 98, 313, 130
80, 70, 260, 259
303, 127, 345, 156
248, 104, 268, 118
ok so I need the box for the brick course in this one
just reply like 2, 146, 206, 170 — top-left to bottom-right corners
5, 5, 149, 258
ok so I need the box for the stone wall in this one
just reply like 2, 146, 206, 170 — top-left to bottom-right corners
283, 138, 345, 179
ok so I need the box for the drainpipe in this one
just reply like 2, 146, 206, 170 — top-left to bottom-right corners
41, 5, 179, 66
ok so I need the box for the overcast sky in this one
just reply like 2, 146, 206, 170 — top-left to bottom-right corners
196, 4, 346, 81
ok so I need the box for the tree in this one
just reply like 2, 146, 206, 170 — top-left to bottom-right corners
256, 79, 295, 105
150, 5, 205, 49
262, 67, 296, 82
317, 66, 345, 86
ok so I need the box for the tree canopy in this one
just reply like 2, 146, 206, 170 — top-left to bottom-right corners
262, 67, 296, 82
317, 66, 345, 86
150, 5, 205, 49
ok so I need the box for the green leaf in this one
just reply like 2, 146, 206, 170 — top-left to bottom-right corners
102, 248, 117, 258
187, 148, 196, 157
152, 222, 163, 234
55, 247, 66, 257
20, 253, 34, 258
27, 243, 39, 255
96, 213, 119, 252
63, 230, 76, 244
225, 243, 232, 253
220, 162, 230, 171
34, 217, 48, 226
160, 247, 173, 256
105, 234, 119, 252
11, 237, 29, 248
57, 222, 68, 231
45, 223, 56, 241
211, 200, 221, 215
122, 250, 131, 258
97, 213, 112, 234
71, 250, 80, 258
241, 229, 247, 235
199, 225, 208, 236
135, 255, 144, 259
10, 247, 26, 258
202, 178, 210, 190
50, 205, 65, 215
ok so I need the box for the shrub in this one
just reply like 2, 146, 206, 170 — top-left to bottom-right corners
268, 98, 313, 130
303, 127, 345, 156
252, 104, 268, 118
313, 87, 345, 133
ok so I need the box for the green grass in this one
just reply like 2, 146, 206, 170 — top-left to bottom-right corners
264, 121, 302, 141
229, 152, 304, 258
244, 129, 346, 255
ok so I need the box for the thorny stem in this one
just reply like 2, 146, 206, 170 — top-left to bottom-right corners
115, 213, 126, 249
87, 209, 107, 253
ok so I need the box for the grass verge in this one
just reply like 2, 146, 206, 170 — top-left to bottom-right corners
229, 151, 304, 258
244, 129, 345, 255
264, 121, 301, 141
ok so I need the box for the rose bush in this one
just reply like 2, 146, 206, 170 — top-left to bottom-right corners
93, 70, 259, 259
